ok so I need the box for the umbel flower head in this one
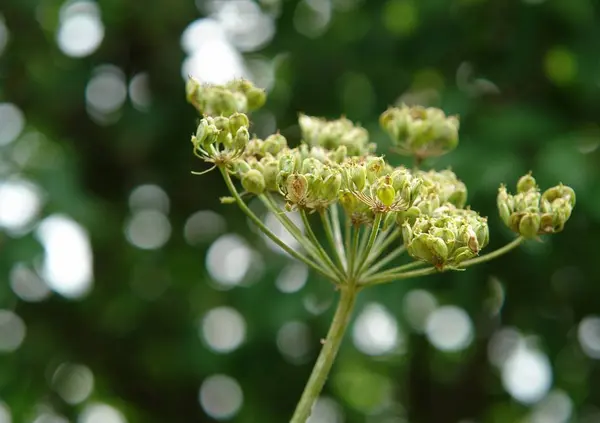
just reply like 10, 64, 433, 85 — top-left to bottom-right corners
497, 173, 576, 238
185, 77, 576, 288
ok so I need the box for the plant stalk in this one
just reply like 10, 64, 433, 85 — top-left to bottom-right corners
290, 286, 358, 423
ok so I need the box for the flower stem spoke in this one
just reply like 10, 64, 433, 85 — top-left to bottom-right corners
354, 213, 383, 278
300, 210, 346, 282
220, 167, 336, 280
320, 209, 347, 273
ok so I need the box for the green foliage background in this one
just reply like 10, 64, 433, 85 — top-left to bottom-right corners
0, 0, 599, 422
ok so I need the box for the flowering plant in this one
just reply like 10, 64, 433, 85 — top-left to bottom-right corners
186, 78, 576, 422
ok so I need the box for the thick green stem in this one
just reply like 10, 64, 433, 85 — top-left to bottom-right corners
219, 168, 336, 280
300, 210, 346, 281
290, 286, 358, 423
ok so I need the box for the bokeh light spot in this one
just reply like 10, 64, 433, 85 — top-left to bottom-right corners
353, 303, 400, 356
0, 103, 25, 146
56, 1, 104, 58
78, 403, 126, 423
294, 0, 332, 38
276, 321, 312, 364
382, 0, 418, 36
36, 215, 94, 299
425, 305, 473, 352
0, 178, 42, 234
544, 46, 577, 85
184, 210, 227, 245
307, 396, 344, 423
201, 306, 246, 354
0, 15, 8, 57
128, 73, 152, 111
85, 65, 127, 121
10, 263, 51, 302
199, 375, 243, 420
501, 344, 552, 404
0, 401, 10, 423
0, 310, 26, 352
578, 315, 600, 359
128, 184, 170, 214
403, 289, 437, 333
530, 390, 572, 423
125, 210, 171, 250
52, 363, 94, 405
275, 263, 308, 293
206, 234, 252, 287
212, 0, 275, 52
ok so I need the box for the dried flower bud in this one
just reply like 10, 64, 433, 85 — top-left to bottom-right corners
366, 157, 385, 183
242, 169, 266, 195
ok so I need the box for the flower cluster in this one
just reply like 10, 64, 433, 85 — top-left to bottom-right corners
402, 205, 489, 269
497, 173, 576, 238
186, 77, 575, 279
380, 104, 459, 160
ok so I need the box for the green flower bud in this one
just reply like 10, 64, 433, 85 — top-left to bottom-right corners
517, 173, 537, 193
518, 213, 541, 238
263, 133, 287, 155
219, 132, 233, 149
452, 246, 475, 264
397, 206, 421, 225
376, 183, 396, 206
241, 169, 265, 195
401, 221, 413, 245
213, 116, 230, 131
229, 113, 250, 134
234, 160, 251, 175
409, 234, 436, 263
497, 185, 512, 226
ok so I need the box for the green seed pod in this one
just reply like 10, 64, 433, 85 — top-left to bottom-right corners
518, 213, 541, 238
246, 87, 266, 111
517, 173, 537, 193
340, 191, 358, 212
351, 165, 367, 191
452, 246, 475, 264
322, 173, 342, 201
241, 169, 266, 195
301, 158, 323, 176
333, 145, 347, 163
542, 184, 576, 207
278, 154, 297, 175
366, 157, 385, 183
213, 116, 230, 131
376, 183, 396, 206
408, 234, 436, 264
229, 113, 250, 134
233, 127, 250, 150
401, 221, 413, 245
262, 161, 279, 191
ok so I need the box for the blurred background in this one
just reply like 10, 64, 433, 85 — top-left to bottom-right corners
0, 0, 599, 422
